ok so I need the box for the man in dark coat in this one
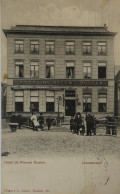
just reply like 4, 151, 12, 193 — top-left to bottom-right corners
38, 113, 44, 130
46, 118, 51, 130
70, 116, 75, 132
86, 114, 94, 136
17, 114, 22, 129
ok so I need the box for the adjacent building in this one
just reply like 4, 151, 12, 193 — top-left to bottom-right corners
115, 71, 120, 117
3, 25, 117, 119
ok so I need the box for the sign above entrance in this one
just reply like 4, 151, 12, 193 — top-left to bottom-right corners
13, 79, 108, 86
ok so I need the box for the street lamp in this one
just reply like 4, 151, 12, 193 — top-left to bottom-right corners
56, 96, 61, 126
85, 97, 88, 119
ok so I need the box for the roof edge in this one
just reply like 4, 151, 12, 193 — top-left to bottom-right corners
3, 29, 117, 37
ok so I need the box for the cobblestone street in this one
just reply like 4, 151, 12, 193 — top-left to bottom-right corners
2, 125, 120, 159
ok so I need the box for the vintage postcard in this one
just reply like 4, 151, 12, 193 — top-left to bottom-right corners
1, 0, 120, 194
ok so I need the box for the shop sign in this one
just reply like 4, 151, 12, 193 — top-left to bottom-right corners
13, 79, 108, 86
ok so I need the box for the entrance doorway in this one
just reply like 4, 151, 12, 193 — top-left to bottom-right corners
65, 100, 75, 116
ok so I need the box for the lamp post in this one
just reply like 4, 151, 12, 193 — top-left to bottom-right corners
56, 96, 61, 126
85, 97, 88, 119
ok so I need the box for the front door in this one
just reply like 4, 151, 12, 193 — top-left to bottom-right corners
65, 100, 75, 116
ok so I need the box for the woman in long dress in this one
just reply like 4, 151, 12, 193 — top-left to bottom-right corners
31, 112, 39, 131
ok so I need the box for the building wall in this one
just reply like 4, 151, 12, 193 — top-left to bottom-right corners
6, 33, 115, 118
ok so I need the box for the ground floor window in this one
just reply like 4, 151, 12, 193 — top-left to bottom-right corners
30, 102, 39, 112
98, 94, 107, 112
30, 90, 39, 112
83, 94, 92, 112
46, 91, 54, 112
15, 102, 23, 112
15, 90, 24, 112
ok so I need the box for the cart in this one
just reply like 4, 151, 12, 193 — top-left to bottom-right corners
9, 123, 19, 132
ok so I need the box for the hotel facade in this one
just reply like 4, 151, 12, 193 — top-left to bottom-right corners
3, 25, 117, 119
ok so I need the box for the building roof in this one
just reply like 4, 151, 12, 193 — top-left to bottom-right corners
3, 25, 117, 37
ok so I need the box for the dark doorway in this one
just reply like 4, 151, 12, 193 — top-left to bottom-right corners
65, 100, 75, 116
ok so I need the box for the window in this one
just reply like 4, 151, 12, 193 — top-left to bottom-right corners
66, 62, 74, 79
98, 42, 106, 55
65, 90, 75, 97
46, 41, 55, 54
83, 94, 92, 112
46, 62, 54, 78
15, 40, 24, 53
30, 90, 39, 112
46, 91, 54, 112
83, 63, 91, 79
83, 42, 91, 55
98, 94, 107, 112
98, 63, 106, 79
15, 90, 23, 112
66, 42, 75, 55
30, 40, 39, 53
15, 61, 24, 78
30, 61, 39, 78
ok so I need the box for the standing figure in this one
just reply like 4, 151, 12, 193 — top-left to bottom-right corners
86, 114, 93, 136
70, 116, 75, 133
74, 114, 78, 133
77, 113, 83, 135
31, 112, 39, 131
17, 114, 22, 129
46, 118, 51, 130
38, 113, 44, 131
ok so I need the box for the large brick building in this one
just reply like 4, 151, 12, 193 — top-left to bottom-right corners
3, 25, 117, 119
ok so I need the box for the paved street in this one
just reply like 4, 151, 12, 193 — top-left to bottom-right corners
1, 125, 120, 159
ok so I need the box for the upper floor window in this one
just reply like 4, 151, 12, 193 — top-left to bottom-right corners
98, 42, 107, 55
46, 61, 54, 78
30, 61, 39, 78
46, 41, 55, 54
30, 40, 39, 54
66, 62, 74, 79
15, 60, 24, 78
98, 62, 106, 79
83, 42, 91, 55
15, 40, 24, 53
66, 41, 75, 55
83, 62, 91, 79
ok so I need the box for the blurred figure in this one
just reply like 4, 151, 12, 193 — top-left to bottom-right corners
46, 118, 51, 130
38, 113, 44, 131
17, 114, 22, 129
31, 112, 39, 131
70, 116, 75, 133
86, 114, 93, 136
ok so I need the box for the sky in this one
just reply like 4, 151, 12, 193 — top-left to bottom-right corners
1, 0, 120, 81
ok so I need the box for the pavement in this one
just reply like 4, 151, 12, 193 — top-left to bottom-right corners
1, 125, 120, 194
1, 125, 120, 159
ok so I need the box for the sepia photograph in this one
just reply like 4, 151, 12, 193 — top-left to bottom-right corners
1, 0, 120, 193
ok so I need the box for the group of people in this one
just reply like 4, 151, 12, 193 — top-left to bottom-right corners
70, 113, 85, 135
31, 113, 51, 131
70, 112, 96, 136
